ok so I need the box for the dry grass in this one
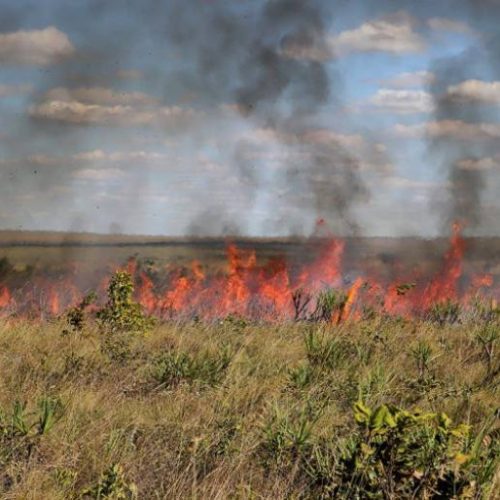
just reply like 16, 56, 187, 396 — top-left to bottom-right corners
0, 315, 498, 498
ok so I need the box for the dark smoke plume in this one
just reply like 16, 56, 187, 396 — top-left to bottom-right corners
0, 0, 373, 236
162, 0, 367, 235
428, 1, 500, 233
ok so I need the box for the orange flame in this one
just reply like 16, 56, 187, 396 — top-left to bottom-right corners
340, 277, 364, 322
0, 222, 496, 321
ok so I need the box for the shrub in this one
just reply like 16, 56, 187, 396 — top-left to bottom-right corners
152, 346, 232, 389
475, 324, 499, 379
410, 340, 434, 379
260, 402, 318, 469
428, 299, 461, 325
82, 464, 137, 499
304, 330, 352, 370
97, 272, 154, 334
288, 362, 315, 390
306, 401, 497, 499
312, 289, 347, 322
0, 398, 63, 471
62, 291, 97, 335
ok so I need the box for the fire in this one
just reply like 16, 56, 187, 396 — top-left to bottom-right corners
340, 277, 364, 322
471, 274, 493, 289
297, 239, 344, 293
422, 222, 465, 308
138, 272, 157, 314
259, 257, 292, 318
0, 223, 496, 321
0, 286, 11, 310
219, 244, 257, 316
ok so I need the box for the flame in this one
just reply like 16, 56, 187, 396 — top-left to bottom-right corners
48, 287, 61, 316
0, 222, 496, 321
340, 277, 364, 322
422, 222, 465, 309
297, 239, 344, 293
471, 274, 493, 289
258, 257, 292, 318
219, 244, 256, 316
138, 272, 157, 314
0, 286, 11, 309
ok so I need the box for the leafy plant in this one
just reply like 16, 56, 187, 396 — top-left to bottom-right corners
428, 299, 461, 325
311, 289, 347, 322
470, 296, 500, 323
260, 402, 319, 469
97, 272, 154, 334
62, 291, 97, 335
288, 362, 314, 390
152, 346, 232, 389
306, 401, 493, 499
304, 330, 351, 370
475, 324, 499, 379
0, 398, 63, 471
82, 464, 137, 499
410, 340, 434, 379
395, 282, 416, 296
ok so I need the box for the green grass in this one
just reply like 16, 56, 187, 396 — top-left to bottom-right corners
0, 314, 497, 498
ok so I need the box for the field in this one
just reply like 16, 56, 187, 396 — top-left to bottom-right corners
0, 232, 498, 498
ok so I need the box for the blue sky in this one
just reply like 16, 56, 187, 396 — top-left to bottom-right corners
0, 0, 499, 236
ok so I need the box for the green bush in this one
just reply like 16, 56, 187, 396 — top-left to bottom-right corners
97, 272, 154, 334
0, 398, 63, 471
260, 402, 318, 469
312, 289, 347, 322
304, 330, 352, 370
152, 346, 232, 389
306, 402, 498, 499
82, 464, 137, 499
62, 291, 97, 335
428, 299, 461, 325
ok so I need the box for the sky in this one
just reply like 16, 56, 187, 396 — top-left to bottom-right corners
0, 0, 499, 237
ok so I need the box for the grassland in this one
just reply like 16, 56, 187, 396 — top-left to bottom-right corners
0, 234, 498, 498
0, 311, 498, 498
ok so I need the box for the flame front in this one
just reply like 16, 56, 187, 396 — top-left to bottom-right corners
0, 224, 497, 321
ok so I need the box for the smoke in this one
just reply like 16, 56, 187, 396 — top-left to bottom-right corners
428, 1, 500, 233
0, 0, 369, 236
163, 0, 367, 235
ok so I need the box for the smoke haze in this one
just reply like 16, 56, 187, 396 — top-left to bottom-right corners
0, 0, 499, 236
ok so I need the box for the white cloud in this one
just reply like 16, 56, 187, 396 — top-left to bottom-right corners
0, 83, 33, 98
29, 99, 195, 126
79, 150, 168, 162
73, 168, 125, 181
73, 149, 167, 162
0, 27, 74, 66
302, 129, 368, 149
427, 17, 474, 35
331, 12, 425, 55
280, 34, 333, 61
369, 89, 434, 114
246, 127, 383, 152
378, 70, 435, 88
456, 157, 500, 171
44, 87, 157, 106
394, 120, 500, 140
30, 85, 197, 126
116, 69, 143, 80
30, 100, 150, 125
2, 150, 168, 167
446, 80, 500, 105
383, 175, 445, 190
283, 13, 428, 61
